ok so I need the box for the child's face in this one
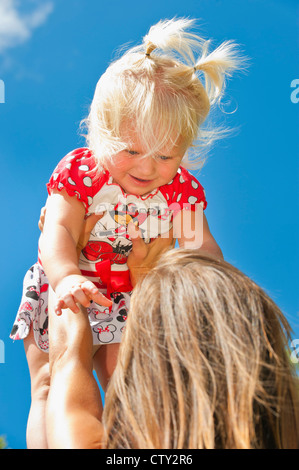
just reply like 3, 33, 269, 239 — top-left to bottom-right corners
105, 129, 188, 196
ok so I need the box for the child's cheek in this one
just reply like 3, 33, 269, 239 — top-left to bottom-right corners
115, 153, 132, 169
107, 153, 130, 172
118, 159, 131, 169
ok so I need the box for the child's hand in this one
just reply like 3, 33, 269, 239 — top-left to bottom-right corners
54, 274, 112, 316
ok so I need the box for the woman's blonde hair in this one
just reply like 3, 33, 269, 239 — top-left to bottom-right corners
103, 249, 299, 449
82, 18, 245, 170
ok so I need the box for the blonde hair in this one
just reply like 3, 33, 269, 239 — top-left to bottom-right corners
82, 18, 244, 170
103, 249, 299, 449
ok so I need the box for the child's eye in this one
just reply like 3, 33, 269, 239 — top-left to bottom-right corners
158, 155, 172, 161
126, 150, 139, 156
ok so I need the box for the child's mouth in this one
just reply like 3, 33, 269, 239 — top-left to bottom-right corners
129, 175, 153, 185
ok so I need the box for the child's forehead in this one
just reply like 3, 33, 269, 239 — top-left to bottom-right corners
120, 121, 188, 155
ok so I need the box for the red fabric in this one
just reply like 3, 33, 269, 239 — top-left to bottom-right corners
45, 148, 207, 293
94, 259, 132, 293
46, 148, 107, 213
159, 167, 207, 215
47, 148, 207, 214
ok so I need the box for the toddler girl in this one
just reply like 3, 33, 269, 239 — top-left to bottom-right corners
11, 18, 242, 448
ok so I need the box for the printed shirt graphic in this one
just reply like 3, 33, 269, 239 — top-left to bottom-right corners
46, 148, 207, 293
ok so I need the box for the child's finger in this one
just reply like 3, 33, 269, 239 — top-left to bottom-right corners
80, 281, 112, 307
79, 280, 100, 296
70, 284, 92, 308
92, 291, 113, 307
54, 299, 64, 316
54, 298, 73, 316
55, 294, 80, 315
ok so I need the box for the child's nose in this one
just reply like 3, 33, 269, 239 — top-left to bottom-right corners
137, 156, 155, 176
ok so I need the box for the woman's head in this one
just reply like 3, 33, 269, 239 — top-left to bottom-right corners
83, 18, 244, 170
103, 249, 299, 449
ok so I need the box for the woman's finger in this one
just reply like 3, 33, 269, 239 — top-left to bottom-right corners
128, 223, 148, 259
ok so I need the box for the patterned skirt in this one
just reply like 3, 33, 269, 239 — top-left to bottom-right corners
10, 263, 131, 352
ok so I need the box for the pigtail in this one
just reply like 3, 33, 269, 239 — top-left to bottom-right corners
143, 18, 201, 64
194, 40, 243, 104
84, 17, 246, 170
143, 19, 244, 105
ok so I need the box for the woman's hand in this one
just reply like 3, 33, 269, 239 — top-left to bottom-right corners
54, 274, 112, 316
127, 222, 175, 287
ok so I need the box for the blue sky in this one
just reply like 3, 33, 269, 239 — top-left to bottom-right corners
0, 0, 298, 449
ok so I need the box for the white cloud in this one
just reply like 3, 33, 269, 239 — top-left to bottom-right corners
0, 0, 53, 53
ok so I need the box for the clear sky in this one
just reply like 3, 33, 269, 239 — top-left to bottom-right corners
0, 0, 298, 449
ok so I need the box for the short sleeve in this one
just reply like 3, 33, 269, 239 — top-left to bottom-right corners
46, 148, 99, 213
160, 167, 207, 216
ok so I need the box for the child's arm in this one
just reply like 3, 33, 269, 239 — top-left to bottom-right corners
38, 206, 104, 260
39, 188, 112, 315
174, 205, 224, 259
